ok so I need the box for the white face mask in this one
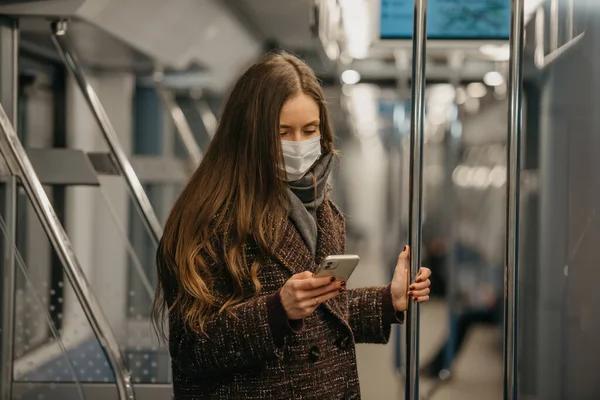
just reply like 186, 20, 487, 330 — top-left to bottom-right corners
281, 136, 322, 182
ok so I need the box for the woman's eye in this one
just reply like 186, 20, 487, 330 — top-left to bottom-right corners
305, 130, 317, 135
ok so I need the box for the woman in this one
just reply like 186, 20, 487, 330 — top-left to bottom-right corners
152, 52, 432, 400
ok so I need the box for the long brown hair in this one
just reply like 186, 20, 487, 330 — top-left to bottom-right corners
152, 52, 336, 338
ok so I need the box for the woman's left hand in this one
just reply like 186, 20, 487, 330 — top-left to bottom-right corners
390, 245, 432, 312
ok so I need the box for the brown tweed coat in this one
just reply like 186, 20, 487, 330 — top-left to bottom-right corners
170, 198, 397, 399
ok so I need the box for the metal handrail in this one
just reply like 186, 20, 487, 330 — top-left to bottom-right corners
0, 102, 135, 400
50, 20, 163, 247
191, 93, 217, 140
406, 0, 428, 399
504, 0, 525, 399
154, 84, 203, 166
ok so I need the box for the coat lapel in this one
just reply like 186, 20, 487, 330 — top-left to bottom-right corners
315, 199, 346, 265
269, 215, 316, 275
315, 199, 349, 324
269, 198, 350, 327
269, 198, 346, 275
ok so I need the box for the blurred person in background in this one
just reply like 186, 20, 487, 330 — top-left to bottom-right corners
421, 215, 449, 298
422, 236, 448, 298
421, 241, 502, 378
152, 52, 433, 399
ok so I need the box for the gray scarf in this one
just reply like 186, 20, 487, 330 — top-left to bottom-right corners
286, 153, 335, 256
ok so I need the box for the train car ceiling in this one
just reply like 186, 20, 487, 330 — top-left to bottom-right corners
0, 0, 263, 92
0, 0, 546, 91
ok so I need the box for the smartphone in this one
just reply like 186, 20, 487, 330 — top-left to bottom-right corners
314, 255, 360, 282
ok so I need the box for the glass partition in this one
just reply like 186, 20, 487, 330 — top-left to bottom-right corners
128, 182, 183, 321
1, 177, 171, 396
0, 187, 89, 399
63, 178, 171, 385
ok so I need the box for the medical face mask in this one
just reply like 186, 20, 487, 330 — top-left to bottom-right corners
281, 136, 322, 182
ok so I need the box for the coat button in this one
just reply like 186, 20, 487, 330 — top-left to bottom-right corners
308, 346, 320, 362
336, 336, 351, 350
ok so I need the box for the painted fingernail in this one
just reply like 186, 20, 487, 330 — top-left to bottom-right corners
330, 276, 335, 282
341, 281, 346, 286
340, 287, 345, 293
408, 292, 412, 296
416, 279, 421, 283
409, 285, 415, 290
413, 297, 418, 302
403, 245, 407, 251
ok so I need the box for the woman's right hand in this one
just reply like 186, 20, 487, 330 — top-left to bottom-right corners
280, 271, 345, 320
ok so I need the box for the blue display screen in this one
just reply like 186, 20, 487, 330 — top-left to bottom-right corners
380, 0, 511, 40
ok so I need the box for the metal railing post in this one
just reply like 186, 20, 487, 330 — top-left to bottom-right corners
190, 91, 217, 140
50, 20, 163, 247
442, 51, 464, 380
566, 0, 574, 41
0, 99, 135, 400
549, 0, 559, 52
154, 83, 203, 167
504, 0, 525, 399
406, 0, 428, 399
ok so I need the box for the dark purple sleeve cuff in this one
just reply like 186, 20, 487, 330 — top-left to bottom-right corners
382, 284, 405, 325
266, 290, 304, 347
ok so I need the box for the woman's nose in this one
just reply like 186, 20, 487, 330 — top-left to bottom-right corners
287, 131, 305, 142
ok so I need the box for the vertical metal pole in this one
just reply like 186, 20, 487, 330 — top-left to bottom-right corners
0, 16, 18, 400
534, 7, 545, 69
442, 113, 460, 376
50, 20, 163, 246
566, 0, 574, 41
1, 176, 17, 400
442, 52, 463, 378
406, 0, 427, 399
504, 0, 525, 399
549, 0, 559, 51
